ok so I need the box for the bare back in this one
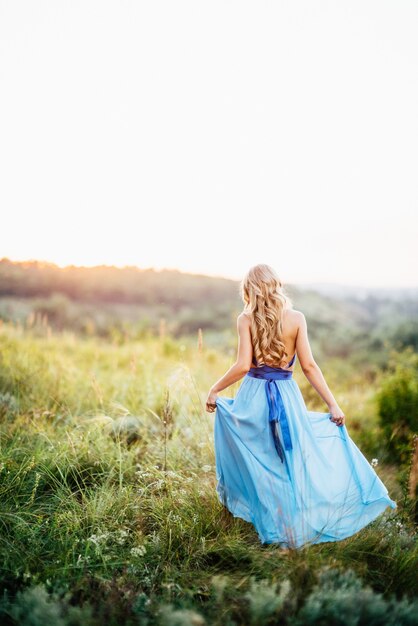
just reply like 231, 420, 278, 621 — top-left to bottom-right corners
249, 308, 300, 372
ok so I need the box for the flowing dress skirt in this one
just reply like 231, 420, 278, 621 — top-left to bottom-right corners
214, 367, 397, 548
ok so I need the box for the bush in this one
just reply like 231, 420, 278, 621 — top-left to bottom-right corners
0, 392, 19, 420
377, 348, 418, 465
0, 584, 95, 626
292, 566, 418, 626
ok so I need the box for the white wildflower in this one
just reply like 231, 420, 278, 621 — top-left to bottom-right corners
87, 533, 108, 545
371, 458, 378, 467
136, 470, 152, 478
77, 554, 91, 564
116, 529, 130, 545
130, 545, 147, 557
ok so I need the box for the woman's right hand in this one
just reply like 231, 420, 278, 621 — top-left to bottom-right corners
329, 404, 346, 427
206, 388, 219, 413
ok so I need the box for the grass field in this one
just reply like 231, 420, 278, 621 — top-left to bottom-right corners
0, 320, 417, 625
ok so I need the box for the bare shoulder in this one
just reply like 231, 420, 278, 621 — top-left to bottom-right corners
290, 309, 305, 322
284, 308, 304, 328
237, 312, 251, 327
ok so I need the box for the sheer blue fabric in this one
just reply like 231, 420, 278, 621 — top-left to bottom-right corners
246, 353, 296, 463
214, 352, 397, 548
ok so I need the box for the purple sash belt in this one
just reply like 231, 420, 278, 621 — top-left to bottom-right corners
246, 365, 293, 463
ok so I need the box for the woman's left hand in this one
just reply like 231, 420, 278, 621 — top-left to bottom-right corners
206, 388, 218, 413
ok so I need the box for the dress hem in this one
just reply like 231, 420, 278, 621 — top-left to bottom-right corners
216, 480, 397, 549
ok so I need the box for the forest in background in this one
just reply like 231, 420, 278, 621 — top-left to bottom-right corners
1, 257, 417, 367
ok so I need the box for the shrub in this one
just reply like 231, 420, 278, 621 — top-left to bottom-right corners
0, 584, 95, 626
376, 349, 418, 465
292, 566, 418, 626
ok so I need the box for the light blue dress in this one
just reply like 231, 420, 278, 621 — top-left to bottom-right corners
214, 352, 397, 548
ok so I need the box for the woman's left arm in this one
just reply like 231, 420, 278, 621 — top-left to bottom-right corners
205, 313, 253, 413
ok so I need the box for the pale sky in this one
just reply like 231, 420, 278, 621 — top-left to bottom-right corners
1, 1, 417, 286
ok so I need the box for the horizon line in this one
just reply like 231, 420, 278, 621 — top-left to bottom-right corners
1, 255, 417, 291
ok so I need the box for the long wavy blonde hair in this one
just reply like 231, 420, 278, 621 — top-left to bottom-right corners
239, 264, 293, 367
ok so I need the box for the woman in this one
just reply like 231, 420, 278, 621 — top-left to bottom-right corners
206, 264, 396, 548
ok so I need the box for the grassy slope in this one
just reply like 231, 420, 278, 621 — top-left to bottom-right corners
0, 322, 416, 625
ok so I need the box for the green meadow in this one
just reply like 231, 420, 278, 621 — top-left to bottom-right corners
0, 316, 417, 626
0, 260, 417, 625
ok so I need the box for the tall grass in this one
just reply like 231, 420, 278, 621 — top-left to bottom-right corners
0, 322, 416, 625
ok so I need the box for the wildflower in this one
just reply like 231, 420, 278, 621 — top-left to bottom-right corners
371, 458, 378, 467
201, 464, 211, 473
136, 470, 152, 478
116, 529, 130, 545
130, 545, 147, 557
87, 532, 108, 545
77, 554, 91, 564
150, 531, 161, 544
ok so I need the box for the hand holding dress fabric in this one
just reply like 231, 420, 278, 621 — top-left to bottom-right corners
206, 388, 218, 413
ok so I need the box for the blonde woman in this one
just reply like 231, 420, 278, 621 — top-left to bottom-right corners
206, 264, 396, 548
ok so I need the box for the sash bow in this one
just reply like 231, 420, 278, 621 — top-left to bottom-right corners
246, 365, 293, 463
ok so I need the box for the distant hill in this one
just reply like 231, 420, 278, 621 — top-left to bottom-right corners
0, 258, 240, 308
0, 258, 244, 336
0, 259, 417, 360
295, 281, 418, 301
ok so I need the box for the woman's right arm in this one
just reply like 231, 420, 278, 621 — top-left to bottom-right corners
295, 312, 345, 426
